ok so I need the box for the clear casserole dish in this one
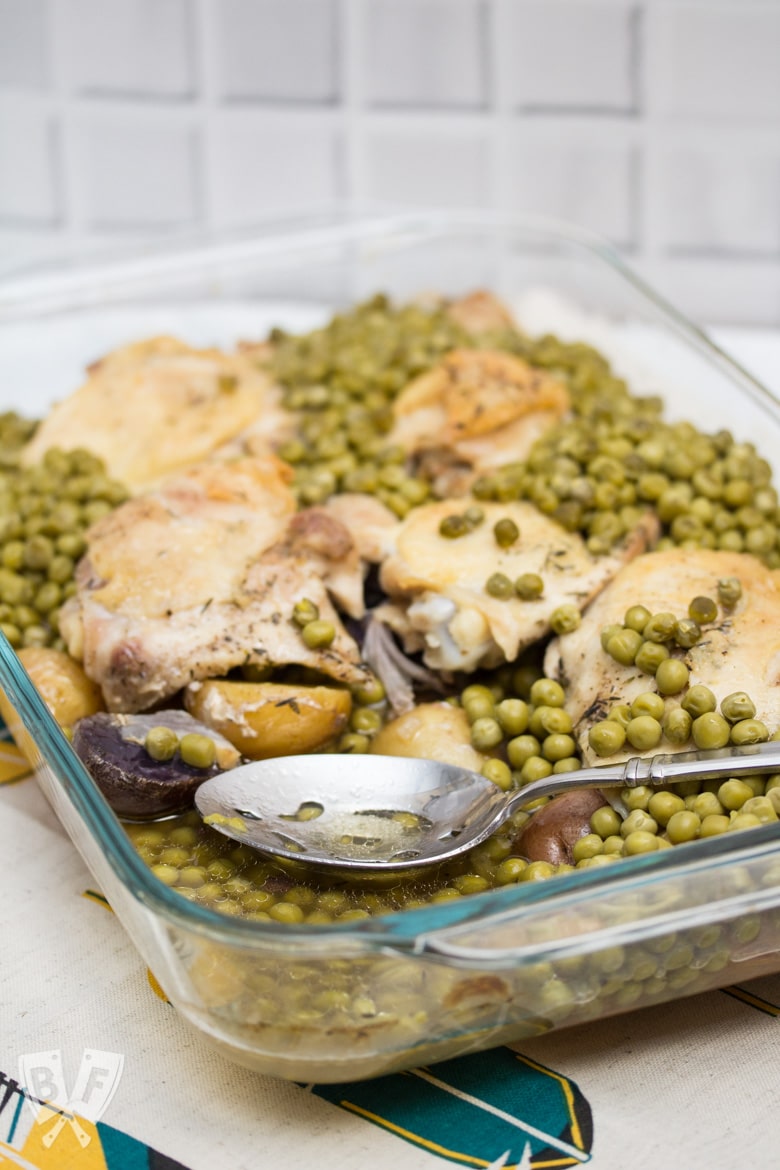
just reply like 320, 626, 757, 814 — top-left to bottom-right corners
1, 211, 780, 1084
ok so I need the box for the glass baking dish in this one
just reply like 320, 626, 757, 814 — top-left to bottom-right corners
2, 210, 780, 1084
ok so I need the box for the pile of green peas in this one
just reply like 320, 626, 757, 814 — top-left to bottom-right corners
336, 675, 388, 754
269, 294, 469, 513
589, 686, 773, 758
588, 581, 773, 757
580, 771, 780, 865
127, 803, 548, 925
291, 597, 336, 650
455, 672, 582, 791
473, 408, 780, 564
0, 443, 128, 650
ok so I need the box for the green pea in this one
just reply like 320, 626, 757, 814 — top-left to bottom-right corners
647, 791, 686, 827
481, 758, 513, 790
339, 732, 370, 753
600, 623, 623, 650
621, 808, 658, 837
730, 719, 768, 745
623, 605, 651, 633
699, 814, 730, 838
720, 691, 756, 723
471, 716, 504, 751
630, 692, 665, 721
664, 706, 692, 744
588, 720, 626, 757
673, 618, 701, 649
655, 658, 689, 695
623, 830, 660, 855
145, 726, 179, 762
301, 619, 335, 648
642, 612, 677, 642
549, 604, 581, 635
666, 810, 701, 843
606, 628, 643, 665
352, 676, 386, 706
515, 573, 544, 600
682, 685, 717, 718
691, 711, 730, 749
439, 514, 469, 539
494, 518, 519, 547
485, 572, 514, 599
590, 805, 622, 838
179, 733, 216, 769
608, 704, 633, 730
741, 796, 778, 824
350, 707, 383, 735
495, 698, 529, 736
634, 640, 670, 674
688, 595, 718, 624
529, 678, 566, 707
542, 733, 577, 762
532, 706, 572, 736
691, 791, 724, 819
507, 734, 542, 769
717, 577, 742, 607
572, 834, 604, 863
626, 715, 662, 751
464, 694, 495, 722
292, 597, 319, 627
519, 756, 553, 784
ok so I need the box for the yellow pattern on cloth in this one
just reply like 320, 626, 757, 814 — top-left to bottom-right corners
14, 1105, 109, 1170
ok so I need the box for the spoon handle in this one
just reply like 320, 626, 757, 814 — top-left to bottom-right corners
505, 739, 780, 817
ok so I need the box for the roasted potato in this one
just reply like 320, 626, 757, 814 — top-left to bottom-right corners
185, 679, 351, 758
511, 789, 608, 865
371, 701, 486, 772
0, 646, 105, 762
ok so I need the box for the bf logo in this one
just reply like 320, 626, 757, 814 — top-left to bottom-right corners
18, 1049, 124, 1147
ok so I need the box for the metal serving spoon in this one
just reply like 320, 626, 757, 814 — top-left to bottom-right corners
194, 740, 780, 874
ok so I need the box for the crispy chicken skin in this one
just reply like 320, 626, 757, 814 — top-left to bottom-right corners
544, 549, 780, 764
376, 500, 659, 673
59, 457, 372, 712
389, 349, 570, 495
444, 290, 518, 334
22, 336, 283, 490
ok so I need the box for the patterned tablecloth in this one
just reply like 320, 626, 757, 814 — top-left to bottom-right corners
3, 330, 780, 1170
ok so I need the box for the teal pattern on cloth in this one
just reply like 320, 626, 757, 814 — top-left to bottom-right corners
310, 1046, 593, 1167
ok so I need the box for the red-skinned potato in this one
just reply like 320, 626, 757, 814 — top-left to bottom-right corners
512, 789, 608, 865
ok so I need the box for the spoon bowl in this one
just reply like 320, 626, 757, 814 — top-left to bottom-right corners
194, 740, 780, 874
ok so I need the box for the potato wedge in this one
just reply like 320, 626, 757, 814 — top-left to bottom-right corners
185, 679, 351, 759
371, 701, 486, 772
0, 647, 105, 762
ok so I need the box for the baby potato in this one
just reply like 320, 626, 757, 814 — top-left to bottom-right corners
371, 701, 486, 772
0, 646, 105, 762
512, 789, 608, 865
185, 679, 351, 758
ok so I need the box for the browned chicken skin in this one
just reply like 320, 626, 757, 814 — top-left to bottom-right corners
21, 336, 285, 490
389, 348, 570, 496
59, 457, 372, 712
376, 499, 659, 673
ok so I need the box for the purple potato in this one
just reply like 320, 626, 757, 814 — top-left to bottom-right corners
72, 710, 239, 820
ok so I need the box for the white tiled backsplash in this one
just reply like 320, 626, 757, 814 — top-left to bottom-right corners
1, 0, 779, 324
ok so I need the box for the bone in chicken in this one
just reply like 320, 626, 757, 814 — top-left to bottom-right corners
375, 499, 659, 674
544, 548, 780, 765
59, 456, 372, 712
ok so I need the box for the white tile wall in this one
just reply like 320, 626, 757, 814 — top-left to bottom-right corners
0, 0, 779, 324
215, 0, 339, 104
